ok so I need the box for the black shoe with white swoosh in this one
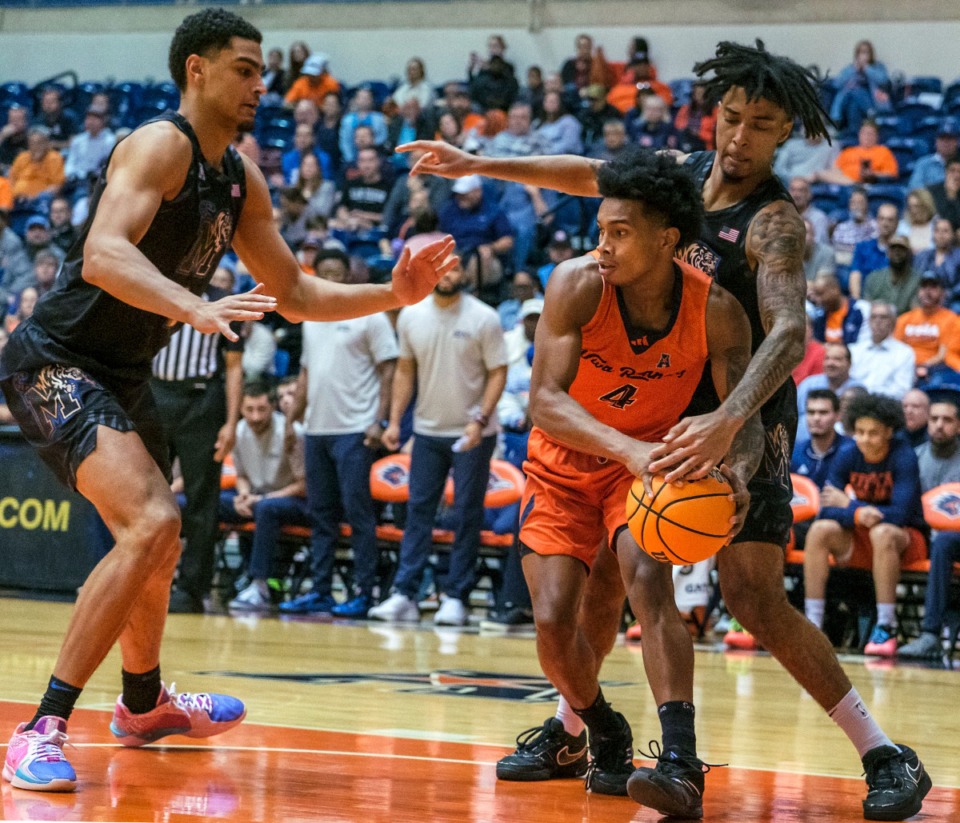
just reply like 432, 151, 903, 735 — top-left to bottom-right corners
496, 718, 588, 781
627, 742, 713, 818
862, 744, 932, 821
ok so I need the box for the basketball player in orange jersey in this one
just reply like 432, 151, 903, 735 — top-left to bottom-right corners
497, 146, 762, 797
400, 41, 929, 821
0, 9, 456, 793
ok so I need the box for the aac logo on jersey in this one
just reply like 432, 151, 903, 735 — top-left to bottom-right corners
657, 353, 671, 369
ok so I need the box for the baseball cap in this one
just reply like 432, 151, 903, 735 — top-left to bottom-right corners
584, 83, 606, 100
452, 174, 483, 194
887, 234, 911, 249
25, 215, 49, 230
920, 271, 944, 286
520, 298, 544, 319
301, 234, 321, 249
301, 54, 329, 77
548, 229, 572, 249
938, 119, 959, 138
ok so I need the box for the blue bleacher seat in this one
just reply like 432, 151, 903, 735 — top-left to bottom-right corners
893, 101, 939, 134
141, 81, 179, 110
906, 76, 943, 97
884, 136, 927, 182
867, 183, 907, 214
810, 182, 850, 215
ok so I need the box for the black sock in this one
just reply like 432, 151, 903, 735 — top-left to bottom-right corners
572, 688, 622, 737
26, 676, 83, 730
121, 666, 163, 714
659, 700, 697, 757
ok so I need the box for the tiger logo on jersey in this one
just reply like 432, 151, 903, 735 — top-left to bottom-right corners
677, 241, 720, 279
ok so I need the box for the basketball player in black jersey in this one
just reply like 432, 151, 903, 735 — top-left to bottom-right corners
0, 9, 456, 793
398, 41, 930, 822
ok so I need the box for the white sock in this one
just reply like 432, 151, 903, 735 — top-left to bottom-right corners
876, 603, 897, 629
555, 697, 585, 736
828, 688, 895, 758
805, 598, 825, 629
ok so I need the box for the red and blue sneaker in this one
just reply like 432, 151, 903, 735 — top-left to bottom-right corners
2, 717, 76, 792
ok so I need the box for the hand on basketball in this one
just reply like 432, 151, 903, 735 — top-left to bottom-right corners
718, 464, 751, 544
623, 441, 656, 496
390, 236, 459, 306
397, 140, 478, 179
190, 283, 277, 342
381, 423, 401, 452
648, 409, 740, 483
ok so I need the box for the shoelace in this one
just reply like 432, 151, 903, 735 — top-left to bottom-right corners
638, 740, 725, 774
169, 684, 213, 715
513, 723, 554, 752
864, 752, 906, 790
28, 728, 70, 763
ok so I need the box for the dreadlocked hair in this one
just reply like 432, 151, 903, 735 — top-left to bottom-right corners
693, 39, 833, 142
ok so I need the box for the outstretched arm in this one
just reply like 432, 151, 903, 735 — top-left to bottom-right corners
397, 139, 603, 198
232, 155, 458, 322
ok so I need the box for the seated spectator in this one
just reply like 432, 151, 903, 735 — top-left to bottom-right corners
261, 47, 287, 98
469, 53, 519, 113
828, 40, 893, 135
0, 106, 29, 171
292, 153, 336, 221
793, 389, 851, 490
588, 119, 629, 163
809, 272, 870, 345
899, 395, 960, 658
436, 82, 486, 144
309, 94, 342, 177
909, 119, 959, 191
831, 187, 877, 277
790, 177, 830, 244
849, 302, 915, 399
393, 57, 436, 110
0, 327, 12, 425
774, 134, 839, 184
48, 196, 77, 254
0, 207, 32, 306
897, 189, 936, 254
927, 158, 960, 230
32, 87, 78, 151
536, 229, 577, 290
284, 53, 340, 108
901, 388, 931, 449
672, 81, 716, 151
838, 384, 870, 434
814, 121, 897, 185
848, 203, 900, 298
504, 297, 542, 370
32, 249, 59, 298
9, 127, 65, 204
4, 285, 37, 333
606, 54, 672, 114
279, 248, 398, 617
794, 314, 825, 386
803, 393, 925, 657
385, 98, 434, 164
22, 215, 64, 264
226, 382, 309, 611
625, 93, 676, 150
863, 235, 921, 315
382, 168, 453, 240
796, 341, 864, 442
497, 269, 540, 331
915, 218, 960, 311
803, 218, 836, 281
467, 33, 516, 84
339, 87, 388, 166
894, 273, 958, 384
499, 180, 553, 275
534, 91, 583, 155
286, 40, 311, 88
438, 175, 513, 292
485, 102, 547, 158
63, 107, 115, 190
333, 146, 391, 232
282, 122, 333, 185
517, 65, 545, 120
435, 111, 465, 148
277, 186, 309, 249
578, 84, 623, 153
560, 33, 601, 91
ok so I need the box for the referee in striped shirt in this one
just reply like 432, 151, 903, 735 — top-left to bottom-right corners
153, 270, 244, 614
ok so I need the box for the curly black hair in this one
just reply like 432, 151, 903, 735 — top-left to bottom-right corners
846, 392, 905, 432
169, 8, 262, 92
693, 40, 833, 142
595, 146, 703, 248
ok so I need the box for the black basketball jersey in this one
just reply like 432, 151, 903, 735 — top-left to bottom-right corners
678, 150, 798, 431
23, 111, 246, 380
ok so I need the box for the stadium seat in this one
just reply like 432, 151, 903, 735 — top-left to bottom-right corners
810, 182, 850, 215
866, 183, 907, 214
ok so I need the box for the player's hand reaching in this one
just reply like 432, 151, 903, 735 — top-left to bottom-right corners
397, 140, 478, 179
718, 463, 751, 545
390, 236, 459, 306
648, 408, 741, 483
623, 440, 656, 497
189, 283, 277, 342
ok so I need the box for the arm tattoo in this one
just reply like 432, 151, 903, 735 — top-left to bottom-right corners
723, 340, 764, 479
724, 203, 807, 422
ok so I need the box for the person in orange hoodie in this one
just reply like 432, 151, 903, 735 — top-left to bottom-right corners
606, 55, 673, 114
9, 127, 64, 203
284, 53, 340, 108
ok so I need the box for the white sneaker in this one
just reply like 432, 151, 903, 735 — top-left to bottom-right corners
367, 593, 420, 623
434, 597, 468, 626
229, 581, 273, 611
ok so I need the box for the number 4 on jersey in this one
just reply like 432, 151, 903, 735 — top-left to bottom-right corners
599, 384, 638, 409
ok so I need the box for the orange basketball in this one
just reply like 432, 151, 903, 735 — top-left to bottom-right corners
625, 470, 735, 565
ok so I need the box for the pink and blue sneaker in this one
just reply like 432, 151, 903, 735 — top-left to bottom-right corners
2, 716, 77, 792
110, 683, 246, 748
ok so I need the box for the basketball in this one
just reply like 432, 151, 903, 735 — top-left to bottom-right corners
625, 470, 735, 565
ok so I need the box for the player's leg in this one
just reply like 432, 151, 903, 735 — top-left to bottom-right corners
802, 519, 852, 631
900, 533, 960, 658
721, 540, 932, 821
863, 524, 909, 656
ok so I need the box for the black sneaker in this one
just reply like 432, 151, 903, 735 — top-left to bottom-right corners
627, 742, 712, 818
479, 607, 535, 633
862, 744, 932, 821
584, 711, 634, 796
496, 718, 588, 781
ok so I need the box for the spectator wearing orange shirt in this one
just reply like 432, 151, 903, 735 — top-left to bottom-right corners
284, 54, 341, 108
9, 128, 64, 203
814, 121, 898, 185
606, 56, 672, 114
0, 176, 12, 211
895, 272, 958, 382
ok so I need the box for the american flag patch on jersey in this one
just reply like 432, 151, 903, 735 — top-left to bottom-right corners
231, 184, 241, 197
718, 226, 740, 243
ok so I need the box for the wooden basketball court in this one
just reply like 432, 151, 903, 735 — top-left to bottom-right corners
1, 598, 958, 822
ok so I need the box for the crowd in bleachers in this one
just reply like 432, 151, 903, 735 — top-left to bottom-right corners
2, 32, 960, 654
